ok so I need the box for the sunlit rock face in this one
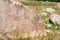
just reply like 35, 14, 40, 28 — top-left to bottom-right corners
0, 0, 46, 39
49, 13, 60, 26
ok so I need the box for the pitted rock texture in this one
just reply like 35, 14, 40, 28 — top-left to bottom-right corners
0, 0, 46, 39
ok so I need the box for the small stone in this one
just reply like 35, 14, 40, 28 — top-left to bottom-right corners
45, 8, 56, 13
47, 24, 52, 28
41, 12, 47, 16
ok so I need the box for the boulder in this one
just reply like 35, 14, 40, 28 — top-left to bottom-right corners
49, 13, 60, 26
0, 0, 46, 39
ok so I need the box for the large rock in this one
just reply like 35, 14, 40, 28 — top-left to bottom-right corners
49, 13, 60, 26
0, 0, 46, 39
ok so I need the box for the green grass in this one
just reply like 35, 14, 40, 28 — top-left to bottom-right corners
1, 31, 60, 40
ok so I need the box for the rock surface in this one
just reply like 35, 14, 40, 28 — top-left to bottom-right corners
0, 0, 46, 39
49, 13, 60, 26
